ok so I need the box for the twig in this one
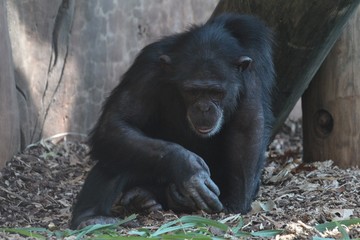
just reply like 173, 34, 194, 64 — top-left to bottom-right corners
260, 213, 277, 226
0, 185, 28, 202
298, 220, 326, 237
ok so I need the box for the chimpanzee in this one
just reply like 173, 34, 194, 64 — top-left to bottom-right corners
70, 13, 275, 229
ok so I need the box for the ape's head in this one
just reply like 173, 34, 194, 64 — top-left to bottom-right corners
159, 51, 252, 138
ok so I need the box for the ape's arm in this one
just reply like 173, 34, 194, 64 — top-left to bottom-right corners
89, 91, 222, 212
221, 91, 266, 213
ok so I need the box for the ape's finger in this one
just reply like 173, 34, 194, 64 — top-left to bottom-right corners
205, 178, 221, 196
169, 184, 196, 209
196, 183, 223, 212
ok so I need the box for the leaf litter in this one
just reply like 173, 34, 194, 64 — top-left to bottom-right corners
0, 119, 359, 239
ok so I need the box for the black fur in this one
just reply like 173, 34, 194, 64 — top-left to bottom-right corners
70, 13, 275, 229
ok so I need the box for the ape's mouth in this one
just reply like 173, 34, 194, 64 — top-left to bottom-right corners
196, 127, 214, 134
187, 114, 223, 138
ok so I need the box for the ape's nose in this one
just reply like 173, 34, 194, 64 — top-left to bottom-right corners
195, 102, 210, 112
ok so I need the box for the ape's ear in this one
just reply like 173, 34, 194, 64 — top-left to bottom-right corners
159, 54, 172, 72
159, 54, 171, 65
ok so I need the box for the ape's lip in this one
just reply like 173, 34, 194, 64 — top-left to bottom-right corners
196, 127, 213, 134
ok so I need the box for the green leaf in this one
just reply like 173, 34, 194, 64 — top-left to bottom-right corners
90, 236, 151, 240
116, 214, 138, 226
161, 233, 212, 239
75, 214, 138, 239
315, 218, 360, 232
150, 223, 196, 236
231, 217, 244, 233
335, 222, 350, 240
179, 215, 229, 231
0, 228, 47, 239
76, 223, 121, 239
150, 218, 181, 236
234, 231, 252, 237
251, 229, 283, 237
154, 218, 180, 230
312, 237, 335, 240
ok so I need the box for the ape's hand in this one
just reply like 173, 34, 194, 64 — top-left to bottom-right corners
165, 149, 223, 213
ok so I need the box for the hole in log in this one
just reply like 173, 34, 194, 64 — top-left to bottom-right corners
313, 109, 334, 138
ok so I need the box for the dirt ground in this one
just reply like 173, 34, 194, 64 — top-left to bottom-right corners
0, 119, 359, 239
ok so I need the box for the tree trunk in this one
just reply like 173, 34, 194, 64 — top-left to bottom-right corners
212, 0, 360, 136
302, 6, 360, 168
0, 0, 20, 168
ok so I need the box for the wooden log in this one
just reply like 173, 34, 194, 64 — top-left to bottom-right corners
302, 6, 360, 168
0, 0, 20, 168
212, 0, 360, 135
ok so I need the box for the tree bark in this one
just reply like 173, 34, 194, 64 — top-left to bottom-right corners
212, 0, 360, 136
0, 0, 20, 168
302, 6, 360, 168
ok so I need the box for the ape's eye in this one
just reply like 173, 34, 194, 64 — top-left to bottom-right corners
183, 88, 199, 96
183, 89, 200, 100
210, 90, 225, 100
237, 56, 253, 72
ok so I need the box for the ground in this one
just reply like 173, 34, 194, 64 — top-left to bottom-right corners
0, 119, 359, 239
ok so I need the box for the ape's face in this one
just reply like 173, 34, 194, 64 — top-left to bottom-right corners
176, 57, 252, 138
158, 29, 253, 138
181, 81, 226, 137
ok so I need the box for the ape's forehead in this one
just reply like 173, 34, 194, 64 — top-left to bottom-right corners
171, 58, 239, 87
184, 26, 243, 57
172, 56, 228, 78
167, 27, 248, 73
171, 39, 240, 82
